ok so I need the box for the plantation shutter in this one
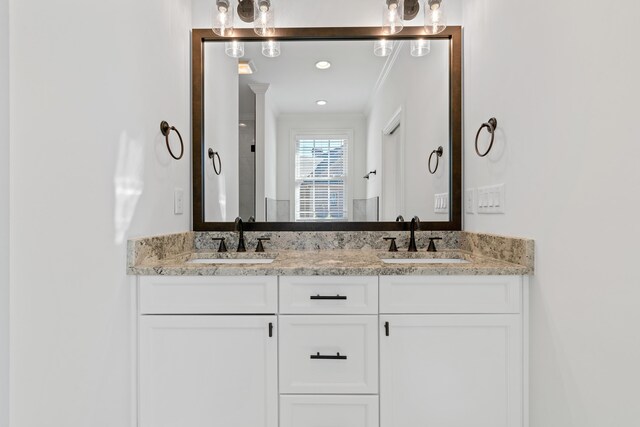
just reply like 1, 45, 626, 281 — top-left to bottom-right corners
294, 135, 348, 221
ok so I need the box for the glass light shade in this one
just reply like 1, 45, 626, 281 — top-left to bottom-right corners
410, 39, 431, 57
212, 0, 234, 37
424, 0, 447, 35
225, 41, 245, 58
262, 40, 281, 58
254, 0, 275, 37
382, 0, 404, 35
374, 40, 394, 57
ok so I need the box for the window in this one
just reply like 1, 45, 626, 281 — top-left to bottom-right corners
294, 134, 349, 221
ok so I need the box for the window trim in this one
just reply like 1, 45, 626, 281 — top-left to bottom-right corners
290, 129, 355, 222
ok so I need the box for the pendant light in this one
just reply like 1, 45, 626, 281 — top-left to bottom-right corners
410, 39, 431, 57
212, 0, 234, 37
255, 0, 275, 37
374, 40, 394, 57
225, 40, 244, 58
262, 40, 281, 58
382, 0, 404, 35
424, 0, 447, 35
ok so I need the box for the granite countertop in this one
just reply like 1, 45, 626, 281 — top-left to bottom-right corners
127, 231, 534, 276
128, 248, 531, 276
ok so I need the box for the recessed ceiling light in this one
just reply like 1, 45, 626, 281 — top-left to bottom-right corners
315, 60, 331, 70
316, 100, 328, 106
239, 122, 247, 127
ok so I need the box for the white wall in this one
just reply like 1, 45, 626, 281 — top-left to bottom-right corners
462, 1, 640, 425
276, 113, 367, 213
0, 0, 9, 425
366, 40, 450, 221
204, 43, 239, 222
9, 1, 192, 426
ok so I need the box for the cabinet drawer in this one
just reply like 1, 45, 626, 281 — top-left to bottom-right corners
380, 275, 522, 314
279, 276, 378, 314
280, 395, 379, 427
139, 276, 277, 314
279, 315, 378, 394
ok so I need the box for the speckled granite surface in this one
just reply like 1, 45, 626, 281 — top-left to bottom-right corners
459, 231, 534, 269
128, 231, 533, 276
127, 232, 194, 267
193, 231, 462, 252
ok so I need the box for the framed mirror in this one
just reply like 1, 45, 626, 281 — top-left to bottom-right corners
192, 26, 461, 231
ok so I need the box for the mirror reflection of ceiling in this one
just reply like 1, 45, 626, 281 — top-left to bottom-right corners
239, 41, 389, 115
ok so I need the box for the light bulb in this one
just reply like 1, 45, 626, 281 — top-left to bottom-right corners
425, 0, 447, 35
262, 40, 281, 58
212, 0, 234, 37
374, 40, 394, 57
410, 39, 431, 57
225, 41, 244, 58
254, 0, 275, 37
383, 0, 404, 35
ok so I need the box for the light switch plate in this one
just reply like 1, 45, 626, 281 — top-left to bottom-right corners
465, 189, 476, 214
174, 188, 184, 215
477, 184, 505, 214
434, 192, 449, 214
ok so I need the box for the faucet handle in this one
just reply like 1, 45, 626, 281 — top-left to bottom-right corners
383, 237, 398, 252
211, 237, 227, 253
427, 237, 442, 252
256, 237, 270, 253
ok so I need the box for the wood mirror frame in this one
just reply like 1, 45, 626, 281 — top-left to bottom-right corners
192, 26, 462, 232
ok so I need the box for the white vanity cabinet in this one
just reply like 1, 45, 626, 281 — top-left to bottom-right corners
379, 276, 526, 427
135, 274, 527, 427
138, 276, 278, 427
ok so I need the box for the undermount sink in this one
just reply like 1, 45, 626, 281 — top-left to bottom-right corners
380, 258, 471, 264
187, 257, 276, 265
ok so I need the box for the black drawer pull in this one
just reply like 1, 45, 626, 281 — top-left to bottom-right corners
310, 294, 347, 300
310, 352, 347, 360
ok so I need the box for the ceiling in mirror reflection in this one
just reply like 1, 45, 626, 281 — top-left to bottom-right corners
238, 41, 392, 116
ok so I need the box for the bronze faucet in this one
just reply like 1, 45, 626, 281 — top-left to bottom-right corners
408, 216, 420, 252
234, 217, 247, 252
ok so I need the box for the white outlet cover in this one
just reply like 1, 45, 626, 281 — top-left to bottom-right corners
174, 188, 184, 215
465, 189, 476, 214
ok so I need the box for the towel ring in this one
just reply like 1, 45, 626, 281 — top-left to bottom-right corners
475, 117, 498, 157
428, 146, 443, 174
160, 121, 184, 160
208, 148, 222, 175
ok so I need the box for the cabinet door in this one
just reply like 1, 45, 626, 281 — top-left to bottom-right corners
139, 315, 277, 427
380, 315, 522, 427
